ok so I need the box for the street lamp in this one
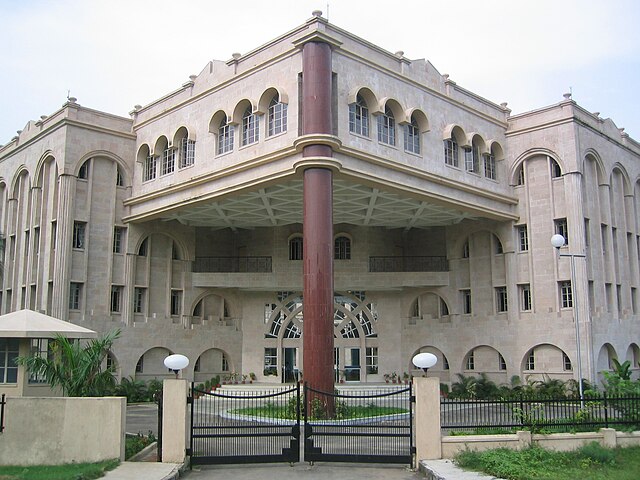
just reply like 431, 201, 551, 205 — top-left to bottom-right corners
412, 352, 438, 377
164, 354, 189, 378
551, 234, 585, 401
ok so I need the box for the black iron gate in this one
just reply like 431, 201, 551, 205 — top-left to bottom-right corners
303, 383, 414, 464
188, 383, 300, 465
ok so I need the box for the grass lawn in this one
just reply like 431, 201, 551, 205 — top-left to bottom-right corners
455, 443, 640, 480
232, 403, 407, 420
0, 459, 119, 480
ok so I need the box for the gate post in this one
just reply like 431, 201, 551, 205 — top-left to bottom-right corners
161, 379, 188, 464
414, 377, 442, 461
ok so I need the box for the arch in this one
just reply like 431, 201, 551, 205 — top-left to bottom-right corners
521, 343, 573, 376
334, 234, 351, 260
467, 133, 487, 153
378, 97, 405, 123
625, 343, 640, 368
596, 343, 618, 372
462, 345, 507, 373
410, 292, 450, 320
190, 292, 230, 324
9, 166, 30, 198
208, 110, 232, 132
75, 150, 132, 187
134, 346, 173, 381
153, 135, 169, 153
134, 232, 188, 261
136, 143, 151, 164
410, 346, 450, 381
193, 347, 233, 382
442, 123, 467, 146
510, 148, 564, 186
257, 86, 289, 114
486, 140, 505, 161
404, 108, 429, 133
610, 163, 632, 197
582, 149, 607, 185
33, 151, 58, 185
172, 125, 196, 145
347, 86, 379, 113
231, 98, 256, 126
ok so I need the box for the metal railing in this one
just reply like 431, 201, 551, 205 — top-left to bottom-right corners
1, 394, 5, 433
192, 256, 272, 273
441, 394, 640, 432
368, 256, 449, 272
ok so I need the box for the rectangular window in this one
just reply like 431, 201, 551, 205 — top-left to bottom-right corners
465, 351, 475, 370
110, 285, 123, 313
584, 218, 590, 246
33, 227, 40, 254
242, 113, 260, 146
560, 281, 573, 308
554, 218, 568, 246
28, 339, 50, 384
269, 102, 288, 136
9, 235, 16, 260
464, 147, 479, 173
462, 289, 472, 314
519, 284, 532, 311
134, 287, 146, 314
605, 283, 612, 313
496, 286, 508, 312
143, 155, 157, 181
222, 353, 229, 372
444, 139, 458, 167
264, 348, 277, 376
217, 124, 234, 155
51, 221, 57, 250
404, 124, 420, 154
113, 227, 125, 254
171, 290, 182, 316
72, 222, 86, 249
179, 138, 196, 168
632, 287, 637, 314
484, 154, 496, 180
526, 351, 535, 370
518, 225, 529, 251
161, 148, 175, 175
377, 112, 395, 146
365, 347, 379, 374
0, 338, 20, 384
69, 282, 82, 310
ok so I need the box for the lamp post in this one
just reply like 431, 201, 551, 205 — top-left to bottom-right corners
164, 354, 189, 379
412, 352, 438, 377
551, 234, 585, 402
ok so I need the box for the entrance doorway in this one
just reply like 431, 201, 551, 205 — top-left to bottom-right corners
282, 347, 299, 383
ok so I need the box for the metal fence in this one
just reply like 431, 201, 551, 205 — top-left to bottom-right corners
368, 256, 448, 272
441, 394, 640, 432
192, 256, 272, 273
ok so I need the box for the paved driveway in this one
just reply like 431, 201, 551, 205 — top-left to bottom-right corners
126, 403, 159, 435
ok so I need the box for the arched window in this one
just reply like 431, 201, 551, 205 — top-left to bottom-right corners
516, 165, 525, 185
377, 106, 395, 145
334, 236, 351, 260
551, 159, 562, 178
268, 96, 287, 136
78, 160, 90, 179
242, 106, 259, 146
404, 115, 420, 154
349, 94, 369, 136
217, 117, 234, 155
462, 241, 470, 258
444, 137, 459, 167
116, 166, 124, 186
289, 236, 303, 260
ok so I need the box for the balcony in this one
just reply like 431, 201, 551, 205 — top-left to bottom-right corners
368, 256, 449, 272
192, 256, 272, 273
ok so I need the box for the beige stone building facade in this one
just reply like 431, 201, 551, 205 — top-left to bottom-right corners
1, 13, 639, 390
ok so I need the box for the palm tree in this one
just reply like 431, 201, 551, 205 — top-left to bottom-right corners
17, 329, 121, 397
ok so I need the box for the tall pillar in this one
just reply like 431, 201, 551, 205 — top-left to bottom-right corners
52, 174, 75, 319
302, 40, 334, 394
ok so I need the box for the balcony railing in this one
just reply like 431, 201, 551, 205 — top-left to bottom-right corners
368, 256, 449, 272
193, 256, 272, 273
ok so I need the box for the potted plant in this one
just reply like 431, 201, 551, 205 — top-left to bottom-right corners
249, 372, 256, 383
403, 372, 410, 384
242, 374, 248, 384
391, 372, 398, 384
384, 373, 391, 383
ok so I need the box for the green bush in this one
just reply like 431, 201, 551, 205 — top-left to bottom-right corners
125, 431, 157, 460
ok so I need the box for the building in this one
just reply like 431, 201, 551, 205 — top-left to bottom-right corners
1, 12, 639, 390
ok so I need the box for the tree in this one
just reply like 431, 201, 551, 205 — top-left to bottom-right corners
17, 329, 121, 397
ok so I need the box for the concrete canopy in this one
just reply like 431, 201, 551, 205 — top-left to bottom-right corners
0, 309, 97, 339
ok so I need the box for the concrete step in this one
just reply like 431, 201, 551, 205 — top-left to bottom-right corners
420, 459, 506, 480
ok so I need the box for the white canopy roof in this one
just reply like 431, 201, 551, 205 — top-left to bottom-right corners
0, 309, 97, 339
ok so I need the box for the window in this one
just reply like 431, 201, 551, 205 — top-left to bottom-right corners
518, 225, 529, 251
465, 350, 475, 370
72, 222, 86, 249
560, 281, 573, 308
268, 96, 288, 136
494, 235, 503, 254
135, 357, 144, 373
496, 286, 508, 312
404, 116, 420, 154
116, 166, 124, 186
69, 282, 82, 310
179, 137, 196, 167
134, 287, 146, 314
161, 147, 175, 175
143, 155, 157, 181
464, 147, 479, 174
289, 236, 303, 260
171, 290, 182, 316
264, 348, 277, 376
443, 354, 450, 370
0, 338, 19, 384
51, 221, 57, 250
516, 165, 525, 185
111, 285, 123, 313
377, 106, 395, 145
563, 352, 572, 371
484, 154, 496, 180
113, 227, 125, 254
551, 159, 562, 178
348, 94, 369, 136
462, 241, 470, 258
555, 218, 568, 246
138, 238, 148, 256
440, 298, 449, 316
217, 118, 234, 155
366, 347, 378, 374
498, 353, 507, 371
520, 284, 532, 311
28, 339, 50, 383
444, 138, 459, 167
242, 107, 259, 146
462, 289, 472, 314
222, 353, 229, 372
526, 350, 535, 370
78, 160, 89, 179
334, 236, 351, 260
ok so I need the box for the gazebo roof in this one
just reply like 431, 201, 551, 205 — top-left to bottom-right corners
0, 309, 97, 339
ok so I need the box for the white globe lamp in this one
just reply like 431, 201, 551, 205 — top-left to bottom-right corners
550, 234, 566, 249
164, 354, 189, 378
412, 352, 437, 377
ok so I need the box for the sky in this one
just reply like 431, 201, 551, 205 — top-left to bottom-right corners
1, 0, 639, 145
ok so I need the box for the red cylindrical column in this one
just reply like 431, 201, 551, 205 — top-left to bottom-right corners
302, 41, 335, 395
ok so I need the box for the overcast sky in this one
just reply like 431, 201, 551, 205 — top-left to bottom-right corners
1, 0, 639, 145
